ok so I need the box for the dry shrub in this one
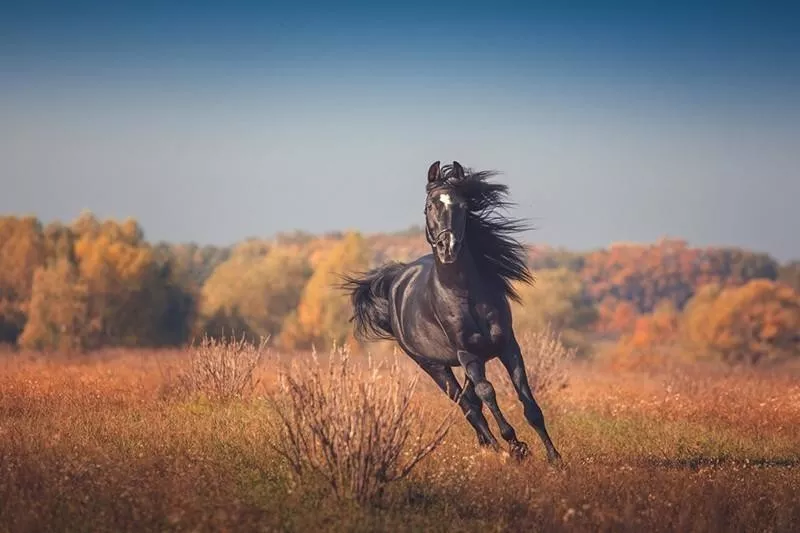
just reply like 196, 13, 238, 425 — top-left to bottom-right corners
495, 324, 576, 399
168, 333, 268, 401
268, 344, 454, 504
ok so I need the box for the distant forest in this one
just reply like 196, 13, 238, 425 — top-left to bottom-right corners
1, 212, 798, 364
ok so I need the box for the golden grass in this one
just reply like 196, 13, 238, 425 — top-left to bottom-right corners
1, 347, 799, 532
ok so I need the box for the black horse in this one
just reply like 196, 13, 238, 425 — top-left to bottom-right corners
342, 160, 561, 463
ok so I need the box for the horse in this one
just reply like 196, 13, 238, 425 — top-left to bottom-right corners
341, 160, 562, 463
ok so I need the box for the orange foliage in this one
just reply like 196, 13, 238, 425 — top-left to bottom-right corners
594, 299, 639, 335
581, 238, 779, 334
682, 280, 800, 365
607, 301, 682, 370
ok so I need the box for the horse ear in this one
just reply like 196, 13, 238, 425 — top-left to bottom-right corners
452, 161, 465, 179
427, 161, 441, 183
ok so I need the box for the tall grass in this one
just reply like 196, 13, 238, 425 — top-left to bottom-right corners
2, 346, 799, 532
267, 344, 454, 504
169, 333, 268, 401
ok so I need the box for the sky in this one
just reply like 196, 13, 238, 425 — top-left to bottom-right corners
1, 1, 799, 260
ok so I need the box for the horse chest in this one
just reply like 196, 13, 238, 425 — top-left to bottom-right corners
462, 301, 508, 353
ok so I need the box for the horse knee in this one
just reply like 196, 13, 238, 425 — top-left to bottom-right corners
473, 381, 496, 403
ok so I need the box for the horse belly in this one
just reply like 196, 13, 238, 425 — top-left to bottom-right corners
401, 312, 460, 365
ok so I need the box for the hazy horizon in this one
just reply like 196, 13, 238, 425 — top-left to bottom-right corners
2, 2, 799, 261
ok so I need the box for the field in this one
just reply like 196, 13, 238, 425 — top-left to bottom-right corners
1, 346, 799, 533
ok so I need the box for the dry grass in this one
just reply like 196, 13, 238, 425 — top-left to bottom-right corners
268, 344, 453, 504
163, 333, 268, 402
0, 346, 799, 532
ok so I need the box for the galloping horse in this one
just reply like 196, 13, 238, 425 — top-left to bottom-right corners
342, 161, 561, 463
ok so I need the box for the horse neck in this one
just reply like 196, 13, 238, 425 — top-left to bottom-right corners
431, 242, 480, 294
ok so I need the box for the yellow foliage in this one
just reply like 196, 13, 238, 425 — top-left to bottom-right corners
198, 246, 311, 342
71, 217, 169, 347
281, 231, 371, 351
510, 267, 597, 351
0, 216, 47, 341
18, 259, 90, 352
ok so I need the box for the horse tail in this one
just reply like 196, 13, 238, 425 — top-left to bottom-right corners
340, 262, 405, 342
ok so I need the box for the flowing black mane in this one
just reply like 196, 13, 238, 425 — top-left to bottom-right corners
430, 164, 533, 303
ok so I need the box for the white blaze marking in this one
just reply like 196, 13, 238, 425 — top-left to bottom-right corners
438, 193, 452, 206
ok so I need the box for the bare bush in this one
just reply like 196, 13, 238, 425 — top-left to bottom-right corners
495, 324, 576, 399
171, 333, 268, 401
267, 344, 454, 504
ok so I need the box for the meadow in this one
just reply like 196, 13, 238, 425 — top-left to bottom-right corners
2, 341, 798, 533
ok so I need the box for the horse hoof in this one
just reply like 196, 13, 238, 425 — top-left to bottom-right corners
476, 438, 501, 454
509, 440, 529, 461
477, 437, 494, 448
547, 452, 565, 469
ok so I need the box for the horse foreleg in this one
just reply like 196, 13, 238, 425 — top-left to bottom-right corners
457, 350, 528, 460
499, 337, 562, 464
417, 361, 498, 449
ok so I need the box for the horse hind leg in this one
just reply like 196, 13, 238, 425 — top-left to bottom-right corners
417, 361, 499, 450
457, 350, 529, 461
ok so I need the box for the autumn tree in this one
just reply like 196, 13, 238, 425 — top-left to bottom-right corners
18, 258, 90, 352
579, 238, 780, 333
779, 261, 800, 293
72, 216, 172, 348
528, 246, 586, 272
152, 242, 231, 291
281, 231, 371, 351
511, 267, 597, 352
700, 248, 779, 286
43, 221, 77, 264
150, 258, 198, 346
594, 299, 639, 335
680, 280, 800, 365
611, 300, 681, 368
197, 246, 312, 343
368, 233, 429, 265
0, 216, 47, 343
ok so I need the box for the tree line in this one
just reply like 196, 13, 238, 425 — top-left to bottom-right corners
1, 214, 799, 363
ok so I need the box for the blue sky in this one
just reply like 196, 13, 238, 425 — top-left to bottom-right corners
2, 1, 799, 260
